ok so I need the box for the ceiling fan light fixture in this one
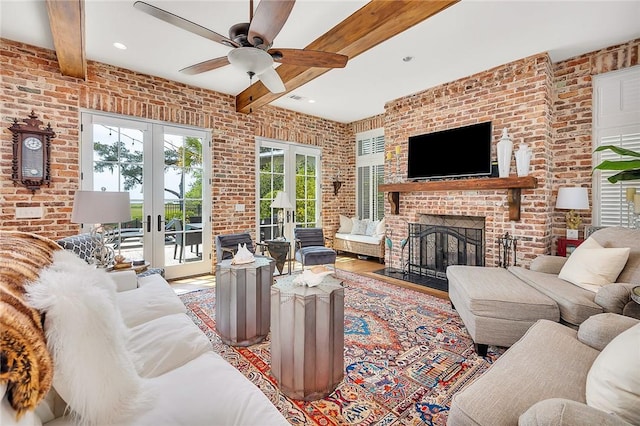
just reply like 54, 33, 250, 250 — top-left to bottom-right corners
228, 47, 273, 76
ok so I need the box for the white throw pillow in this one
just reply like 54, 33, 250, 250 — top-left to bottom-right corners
376, 217, 386, 236
558, 237, 630, 292
26, 250, 149, 426
337, 215, 354, 233
365, 220, 379, 236
586, 322, 640, 424
351, 218, 369, 235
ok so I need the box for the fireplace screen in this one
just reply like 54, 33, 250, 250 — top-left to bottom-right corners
407, 223, 484, 291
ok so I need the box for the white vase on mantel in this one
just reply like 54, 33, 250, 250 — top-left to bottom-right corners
515, 143, 533, 176
497, 128, 513, 178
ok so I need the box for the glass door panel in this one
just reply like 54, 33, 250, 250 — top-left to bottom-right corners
296, 153, 317, 228
258, 146, 285, 242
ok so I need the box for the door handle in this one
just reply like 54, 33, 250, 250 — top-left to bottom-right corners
157, 215, 164, 232
146, 215, 151, 232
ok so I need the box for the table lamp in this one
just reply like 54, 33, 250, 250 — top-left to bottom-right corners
270, 191, 293, 240
555, 187, 589, 239
71, 190, 132, 267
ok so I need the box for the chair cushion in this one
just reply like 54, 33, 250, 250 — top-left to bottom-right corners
295, 246, 337, 266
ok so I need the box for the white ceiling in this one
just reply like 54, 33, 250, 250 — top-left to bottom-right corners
2, 1, 639, 124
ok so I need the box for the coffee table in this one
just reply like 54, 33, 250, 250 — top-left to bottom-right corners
270, 274, 344, 400
215, 257, 274, 346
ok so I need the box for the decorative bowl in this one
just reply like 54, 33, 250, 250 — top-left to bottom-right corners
631, 286, 640, 305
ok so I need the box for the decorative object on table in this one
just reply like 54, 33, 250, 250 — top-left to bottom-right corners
231, 243, 255, 265
270, 191, 293, 240
555, 187, 589, 239
292, 266, 334, 287
111, 254, 132, 270
631, 286, 640, 305
8, 110, 56, 193
497, 128, 513, 178
71, 190, 132, 268
624, 187, 636, 228
515, 142, 532, 176
497, 232, 518, 268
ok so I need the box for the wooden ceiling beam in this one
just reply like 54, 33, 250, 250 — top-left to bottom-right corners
46, 0, 87, 79
236, 0, 459, 114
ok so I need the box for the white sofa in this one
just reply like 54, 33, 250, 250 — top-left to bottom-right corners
333, 215, 385, 262
1, 232, 288, 426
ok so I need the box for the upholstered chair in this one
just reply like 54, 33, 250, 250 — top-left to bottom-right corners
293, 228, 337, 271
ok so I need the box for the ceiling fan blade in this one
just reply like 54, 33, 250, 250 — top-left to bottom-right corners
257, 67, 286, 93
133, 1, 238, 48
268, 48, 348, 68
180, 57, 230, 75
248, 0, 295, 48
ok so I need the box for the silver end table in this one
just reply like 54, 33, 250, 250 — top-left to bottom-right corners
215, 257, 274, 346
270, 274, 344, 400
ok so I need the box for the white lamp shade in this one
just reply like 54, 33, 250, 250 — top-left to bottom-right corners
270, 191, 293, 209
71, 191, 132, 224
555, 187, 589, 210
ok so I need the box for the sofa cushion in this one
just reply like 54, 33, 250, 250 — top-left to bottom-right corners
448, 319, 600, 426
116, 275, 186, 327
335, 232, 383, 244
26, 250, 145, 426
591, 227, 640, 284
127, 352, 289, 425
128, 313, 212, 378
586, 322, 640, 425
376, 217, 386, 236
509, 266, 603, 325
558, 237, 630, 292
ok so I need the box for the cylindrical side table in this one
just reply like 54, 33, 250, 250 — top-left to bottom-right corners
215, 257, 274, 346
271, 274, 344, 401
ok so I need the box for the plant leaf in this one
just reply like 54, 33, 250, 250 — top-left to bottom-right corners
594, 145, 640, 158
594, 159, 640, 171
607, 170, 640, 184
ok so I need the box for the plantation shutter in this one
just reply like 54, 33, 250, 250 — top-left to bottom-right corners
356, 129, 385, 221
593, 67, 640, 226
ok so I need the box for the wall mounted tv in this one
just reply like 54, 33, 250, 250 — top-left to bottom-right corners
407, 121, 493, 180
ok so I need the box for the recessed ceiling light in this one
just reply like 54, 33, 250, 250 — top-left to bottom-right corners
113, 42, 127, 50
402, 56, 413, 62
308, 99, 316, 104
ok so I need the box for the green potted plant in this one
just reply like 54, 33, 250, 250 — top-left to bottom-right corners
594, 145, 640, 183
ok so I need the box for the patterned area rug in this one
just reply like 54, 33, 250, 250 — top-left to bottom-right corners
179, 271, 504, 425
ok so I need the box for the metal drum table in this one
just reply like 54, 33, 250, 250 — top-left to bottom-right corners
270, 274, 344, 401
215, 257, 274, 346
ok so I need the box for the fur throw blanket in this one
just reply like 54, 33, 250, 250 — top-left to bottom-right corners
0, 231, 60, 418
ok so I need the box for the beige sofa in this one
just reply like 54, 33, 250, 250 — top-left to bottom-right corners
448, 313, 639, 425
0, 231, 288, 426
447, 227, 640, 355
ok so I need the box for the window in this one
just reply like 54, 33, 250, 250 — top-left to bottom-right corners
592, 66, 640, 226
356, 129, 385, 221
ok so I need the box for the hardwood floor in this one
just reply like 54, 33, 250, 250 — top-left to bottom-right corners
169, 253, 449, 301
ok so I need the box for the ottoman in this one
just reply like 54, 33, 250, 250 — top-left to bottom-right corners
447, 265, 560, 356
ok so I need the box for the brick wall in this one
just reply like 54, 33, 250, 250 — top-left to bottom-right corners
0, 39, 354, 259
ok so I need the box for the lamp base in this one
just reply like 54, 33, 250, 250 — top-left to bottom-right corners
90, 225, 115, 268
566, 229, 579, 239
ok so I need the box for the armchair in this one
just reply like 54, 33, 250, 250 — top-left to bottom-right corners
293, 227, 337, 271
215, 232, 260, 264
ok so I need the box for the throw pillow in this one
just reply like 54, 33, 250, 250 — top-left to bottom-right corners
26, 250, 149, 426
351, 218, 369, 235
558, 237, 630, 292
376, 217, 386, 237
337, 215, 354, 234
586, 322, 640, 424
365, 220, 379, 237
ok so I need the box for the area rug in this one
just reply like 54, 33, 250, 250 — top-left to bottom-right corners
179, 271, 504, 425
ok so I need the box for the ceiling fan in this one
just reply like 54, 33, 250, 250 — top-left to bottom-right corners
133, 0, 349, 94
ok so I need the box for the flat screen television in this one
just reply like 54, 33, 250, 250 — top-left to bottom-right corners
407, 122, 492, 180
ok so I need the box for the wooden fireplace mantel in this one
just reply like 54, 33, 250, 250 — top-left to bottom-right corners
379, 176, 538, 221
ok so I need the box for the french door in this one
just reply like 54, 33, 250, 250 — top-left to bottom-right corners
80, 112, 211, 279
257, 139, 321, 244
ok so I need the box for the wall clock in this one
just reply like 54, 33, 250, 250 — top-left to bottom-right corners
8, 111, 55, 193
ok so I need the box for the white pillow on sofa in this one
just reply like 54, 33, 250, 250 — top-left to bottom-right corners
586, 322, 640, 424
337, 215, 354, 233
351, 218, 369, 235
375, 217, 386, 236
26, 250, 149, 426
558, 237, 630, 292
